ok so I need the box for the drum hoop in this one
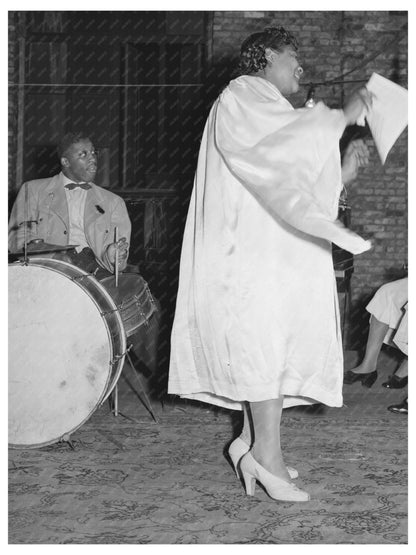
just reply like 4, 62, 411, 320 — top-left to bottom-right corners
9, 406, 100, 449
8, 260, 128, 448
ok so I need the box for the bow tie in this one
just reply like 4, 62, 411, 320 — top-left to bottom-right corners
65, 182, 91, 190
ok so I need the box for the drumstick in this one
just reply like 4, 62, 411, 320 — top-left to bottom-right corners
114, 226, 119, 287
23, 182, 28, 264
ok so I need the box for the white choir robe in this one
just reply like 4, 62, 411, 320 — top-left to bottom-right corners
168, 75, 371, 410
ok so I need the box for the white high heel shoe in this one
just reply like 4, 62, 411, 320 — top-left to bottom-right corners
228, 437, 299, 480
240, 452, 310, 502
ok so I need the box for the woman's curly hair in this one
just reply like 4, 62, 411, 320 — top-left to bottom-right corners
238, 26, 298, 75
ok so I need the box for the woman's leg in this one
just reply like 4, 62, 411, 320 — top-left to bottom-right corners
240, 403, 253, 446
350, 315, 389, 374
249, 397, 290, 481
394, 357, 408, 378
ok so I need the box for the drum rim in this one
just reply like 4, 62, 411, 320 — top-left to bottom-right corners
9, 405, 97, 449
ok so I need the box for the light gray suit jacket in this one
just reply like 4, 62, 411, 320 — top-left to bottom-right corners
8, 172, 131, 273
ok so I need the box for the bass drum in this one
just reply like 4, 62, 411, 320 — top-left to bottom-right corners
8, 258, 127, 449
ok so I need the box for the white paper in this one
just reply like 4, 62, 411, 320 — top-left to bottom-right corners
364, 73, 408, 164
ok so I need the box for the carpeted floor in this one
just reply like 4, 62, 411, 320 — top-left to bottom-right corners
8, 350, 408, 544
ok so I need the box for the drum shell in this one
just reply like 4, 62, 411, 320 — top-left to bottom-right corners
99, 273, 157, 337
8, 258, 126, 448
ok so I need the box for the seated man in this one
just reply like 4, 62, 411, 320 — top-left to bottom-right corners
9, 131, 159, 375
344, 277, 408, 390
9, 131, 130, 275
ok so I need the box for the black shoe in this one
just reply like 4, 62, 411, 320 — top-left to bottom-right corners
343, 370, 378, 388
388, 398, 408, 414
382, 375, 408, 389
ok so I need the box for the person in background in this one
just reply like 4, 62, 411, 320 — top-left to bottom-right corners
344, 278, 408, 389
8, 131, 130, 276
9, 131, 159, 376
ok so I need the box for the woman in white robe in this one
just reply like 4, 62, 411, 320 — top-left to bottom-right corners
168, 27, 373, 501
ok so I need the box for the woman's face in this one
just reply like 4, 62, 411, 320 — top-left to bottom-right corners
265, 45, 303, 96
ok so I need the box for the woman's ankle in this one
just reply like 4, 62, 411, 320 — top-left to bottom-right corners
350, 363, 376, 374
251, 445, 289, 479
239, 432, 251, 446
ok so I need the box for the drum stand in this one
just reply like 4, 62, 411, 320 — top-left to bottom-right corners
110, 346, 159, 424
109, 229, 158, 423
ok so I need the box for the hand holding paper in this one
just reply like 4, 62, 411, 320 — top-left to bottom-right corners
343, 87, 373, 126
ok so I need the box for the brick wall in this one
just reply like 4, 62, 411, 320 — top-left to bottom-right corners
211, 10, 408, 347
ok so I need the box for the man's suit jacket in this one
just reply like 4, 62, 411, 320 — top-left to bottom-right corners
8, 172, 131, 273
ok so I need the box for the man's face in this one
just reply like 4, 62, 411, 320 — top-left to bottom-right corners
61, 139, 98, 183
267, 46, 303, 96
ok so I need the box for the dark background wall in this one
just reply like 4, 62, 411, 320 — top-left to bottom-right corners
8, 11, 408, 385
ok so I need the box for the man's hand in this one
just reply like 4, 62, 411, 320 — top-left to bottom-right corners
341, 139, 370, 184
106, 237, 129, 267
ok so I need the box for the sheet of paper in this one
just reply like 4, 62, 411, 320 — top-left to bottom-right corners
364, 73, 408, 164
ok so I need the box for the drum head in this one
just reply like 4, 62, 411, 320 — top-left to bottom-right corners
9, 263, 116, 448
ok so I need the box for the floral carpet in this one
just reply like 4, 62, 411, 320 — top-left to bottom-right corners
8, 353, 407, 544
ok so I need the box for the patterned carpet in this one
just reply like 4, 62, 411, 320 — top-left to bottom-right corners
8, 352, 407, 544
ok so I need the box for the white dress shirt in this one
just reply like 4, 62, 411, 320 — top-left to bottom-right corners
62, 175, 89, 252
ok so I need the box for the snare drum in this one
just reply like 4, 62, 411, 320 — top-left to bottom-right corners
8, 258, 127, 448
99, 273, 157, 337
